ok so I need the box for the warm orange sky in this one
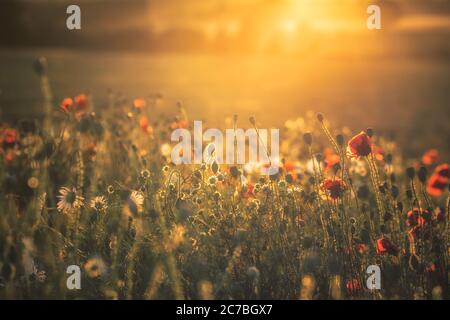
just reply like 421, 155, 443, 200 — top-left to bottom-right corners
144, 0, 450, 33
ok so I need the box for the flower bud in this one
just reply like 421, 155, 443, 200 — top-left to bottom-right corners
336, 134, 344, 147
303, 132, 313, 146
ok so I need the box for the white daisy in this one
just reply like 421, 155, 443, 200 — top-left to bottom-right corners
90, 196, 108, 212
57, 187, 84, 213
160, 143, 172, 158
129, 190, 144, 213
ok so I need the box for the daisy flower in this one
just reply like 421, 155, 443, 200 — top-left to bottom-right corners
57, 187, 84, 213
84, 256, 107, 278
90, 196, 108, 212
129, 190, 144, 213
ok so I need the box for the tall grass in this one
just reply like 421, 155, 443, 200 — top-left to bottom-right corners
0, 59, 448, 300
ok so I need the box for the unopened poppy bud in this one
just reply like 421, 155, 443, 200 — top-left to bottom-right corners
211, 160, 219, 174
316, 112, 324, 123
249, 116, 256, 126
406, 167, 415, 180
366, 128, 374, 137
33, 57, 48, 76
230, 166, 240, 178
336, 134, 344, 147
315, 153, 323, 162
391, 185, 399, 199
418, 166, 427, 184
303, 132, 313, 146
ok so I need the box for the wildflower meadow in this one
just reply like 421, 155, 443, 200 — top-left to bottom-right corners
0, 58, 448, 300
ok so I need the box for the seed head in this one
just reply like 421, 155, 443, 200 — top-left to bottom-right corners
303, 132, 313, 146
418, 166, 427, 184
316, 113, 324, 123
406, 167, 415, 180
336, 134, 344, 147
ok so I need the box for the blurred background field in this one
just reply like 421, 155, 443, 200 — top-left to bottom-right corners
0, 0, 449, 158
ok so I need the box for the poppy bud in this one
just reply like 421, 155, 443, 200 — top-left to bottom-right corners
315, 153, 323, 162
418, 166, 427, 184
303, 132, 313, 146
391, 185, 399, 199
366, 128, 374, 137
211, 160, 219, 174
230, 166, 240, 178
316, 113, 324, 123
249, 116, 256, 126
33, 57, 47, 76
336, 134, 344, 147
406, 167, 415, 180
357, 185, 370, 199
397, 201, 403, 212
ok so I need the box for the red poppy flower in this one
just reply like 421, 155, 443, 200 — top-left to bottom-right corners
4, 149, 15, 164
323, 148, 340, 172
170, 120, 188, 130
435, 163, 450, 179
427, 174, 447, 197
422, 149, 439, 165
243, 183, 255, 199
2, 128, 18, 145
354, 243, 368, 254
74, 94, 88, 110
60, 97, 74, 113
283, 161, 297, 173
407, 208, 431, 227
133, 98, 146, 109
426, 263, 437, 273
373, 145, 384, 162
322, 178, 345, 199
427, 164, 449, 197
139, 116, 153, 135
346, 131, 372, 158
346, 278, 363, 296
376, 237, 398, 256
